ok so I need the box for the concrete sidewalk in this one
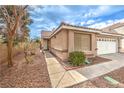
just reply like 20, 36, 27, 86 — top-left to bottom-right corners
44, 51, 88, 88
44, 52, 124, 87
76, 60, 124, 79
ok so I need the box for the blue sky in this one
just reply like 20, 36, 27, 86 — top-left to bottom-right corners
28, 5, 124, 38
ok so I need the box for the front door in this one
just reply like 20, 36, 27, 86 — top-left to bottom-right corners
43, 40, 48, 50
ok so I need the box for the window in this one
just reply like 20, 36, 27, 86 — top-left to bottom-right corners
74, 33, 91, 51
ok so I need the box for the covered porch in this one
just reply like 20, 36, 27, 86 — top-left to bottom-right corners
42, 38, 50, 50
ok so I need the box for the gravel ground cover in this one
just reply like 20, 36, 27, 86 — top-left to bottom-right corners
0, 44, 24, 64
71, 67, 124, 88
105, 67, 124, 84
90, 67, 124, 88
0, 49, 51, 88
70, 80, 97, 88
90, 77, 118, 88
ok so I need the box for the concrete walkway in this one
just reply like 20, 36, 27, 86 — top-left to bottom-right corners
44, 52, 124, 87
44, 51, 88, 88
76, 55, 124, 79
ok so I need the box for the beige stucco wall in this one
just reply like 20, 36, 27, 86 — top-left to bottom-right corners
91, 33, 97, 56
44, 28, 122, 61
68, 30, 74, 53
68, 30, 97, 57
111, 26, 124, 52
50, 29, 68, 50
50, 48, 68, 61
118, 37, 124, 52
114, 27, 124, 52
49, 29, 98, 60
114, 26, 124, 34
49, 29, 68, 61
42, 39, 48, 50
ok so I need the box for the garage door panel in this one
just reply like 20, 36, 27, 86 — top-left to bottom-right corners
97, 37, 117, 55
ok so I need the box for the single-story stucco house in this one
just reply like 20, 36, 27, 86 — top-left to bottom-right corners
41, 22, 124, 61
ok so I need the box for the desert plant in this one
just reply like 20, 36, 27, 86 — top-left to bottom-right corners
69, 51, 85, 66
24, 42, 33, 64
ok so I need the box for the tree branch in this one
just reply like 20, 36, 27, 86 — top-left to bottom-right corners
0, 7, 10, 27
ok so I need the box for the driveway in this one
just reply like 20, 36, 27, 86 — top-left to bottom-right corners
44, 52, 124, 87
76, 53, 124, 79
99, 53, 124, 62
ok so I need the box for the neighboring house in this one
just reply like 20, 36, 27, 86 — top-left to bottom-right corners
41, 22, 124, 61
102, 22, 124, 51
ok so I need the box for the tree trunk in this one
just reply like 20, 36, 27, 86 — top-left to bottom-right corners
7, 38, 13, 67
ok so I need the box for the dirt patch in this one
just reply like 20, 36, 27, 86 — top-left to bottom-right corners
104, 67, 124, 84
0, 49, 51, 88
88, 56, 112, 63
70, 66, 124, 88
89, 67, 124, 88
69, 80, 97, 88
0, 44, 24, 64
90, 77, 118, 88
71, 78, 118, 88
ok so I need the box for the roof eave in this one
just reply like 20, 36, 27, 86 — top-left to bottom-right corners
49, 25, 101, 38
99, 32, 124, 37
41, 36, 50, 39
62, 25, 101, 33
42, 23, 124, 39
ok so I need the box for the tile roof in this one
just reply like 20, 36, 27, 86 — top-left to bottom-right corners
102, 29, 118, 34
60, 22, 101, 31
102, 22, 124, 30
41, 22, 124, 39
48, 22, 102, 38
102, 22, 124, 35
41, 31, 52, 38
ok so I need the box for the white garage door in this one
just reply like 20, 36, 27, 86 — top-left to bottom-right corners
97, 37, 117, 55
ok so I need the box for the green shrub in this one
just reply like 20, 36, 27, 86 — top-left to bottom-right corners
69, 51, 86, 66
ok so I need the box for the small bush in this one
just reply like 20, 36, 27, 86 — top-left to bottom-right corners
69, 51, 85, 66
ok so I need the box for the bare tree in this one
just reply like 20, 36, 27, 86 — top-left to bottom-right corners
0, 5, 29, 67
